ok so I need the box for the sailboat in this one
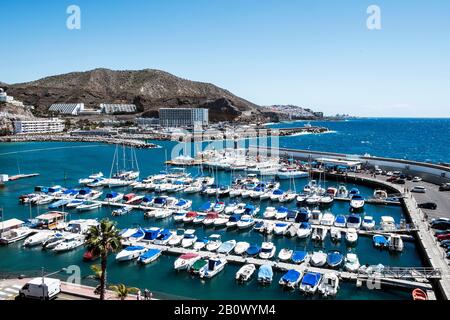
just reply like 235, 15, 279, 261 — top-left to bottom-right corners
103, 145, 140, 188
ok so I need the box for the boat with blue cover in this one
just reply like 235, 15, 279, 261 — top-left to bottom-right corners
326, 250, 344, 268
128, 228, 146, 242
349, 188, 360, 197
279, 269, 303, 289
226, 214, 241, 228
253, 221, 265, 232
243, 204, 259, 216
350, 194, 365, 211
296, 222, 312, 239
48, 199, 69, 209
299, 272, 323, 294
257, 264, 273, 284
138, 248, 162, 264
346, 214, 362, 229
105, 191, 124, 203
154, 229, 173, 245
373, 234, 388, 248
173, 199, 192, 210
217, 240, 237, 254
142, 227, 161, 242
275, 206, 289, 220
246, 244, 261, 256
112, 205, 132, 216
116, 245, 147, 262
296, 208, 311, 222
334, 215, 347, 228
291, 250, 308, 264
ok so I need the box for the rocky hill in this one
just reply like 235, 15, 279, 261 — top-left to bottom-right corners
4, 68, 261, 121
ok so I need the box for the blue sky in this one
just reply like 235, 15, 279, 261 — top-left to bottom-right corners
1, 0, 449, 117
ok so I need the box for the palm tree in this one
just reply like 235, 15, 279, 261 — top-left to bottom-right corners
85, 218, 122, 300
109, 283, 140, 300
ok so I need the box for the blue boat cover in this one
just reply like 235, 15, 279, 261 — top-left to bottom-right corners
335, 215, 346, 224
126, 246, 145, 251
347, 215, 361, 224
275, 223, 288, 227
292, 251, 307, 263
373, 235, 388, 245
79, 188, 92, 195
349, 188, 360, 195
140, 249, 161, 258
273, 189, 284, 195
143, 195, 153, 202
302, 272, 321, 286
327, 251, 343, 265
277, 206, 288, 213
258, 265, 273, 279
106, 192, 118, 198
246, 244, 261, 255
351, 194, 364, 200
299, 222, 311, 229
144, 228, 161, 240
130, 228, 145, 239
154, 197, 167, 204
281, 270, 301, 282
229, 214, 241, 222
287, 210, 298, 219
176, 199, 187, 206
199, 202, 212, 211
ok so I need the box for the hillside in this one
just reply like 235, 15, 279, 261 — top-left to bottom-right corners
5, 68, 261, 121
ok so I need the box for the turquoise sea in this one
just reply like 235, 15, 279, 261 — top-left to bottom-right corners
1, 117, 447, 300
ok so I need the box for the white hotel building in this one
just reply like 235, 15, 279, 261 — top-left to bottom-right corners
13, 118, 65, 134
159, 108, 209, 127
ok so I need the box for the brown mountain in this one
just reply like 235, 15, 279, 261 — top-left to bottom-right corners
5, 68, 261, 121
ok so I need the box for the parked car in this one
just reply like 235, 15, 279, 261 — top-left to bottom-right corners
411, 186, 426, 193
439, 183, 450, 191
436, 233, 450, 241
394, 179, 406, 185
387, 176, 398, 182
440, 239, 450, 248
431, 220, 450, 230
435, 229, 450, 236
375, 169, 383, 175
418, 202, 437, 210
406, 175, 413, 181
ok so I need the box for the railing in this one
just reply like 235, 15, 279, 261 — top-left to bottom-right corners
358, 267, 442, 280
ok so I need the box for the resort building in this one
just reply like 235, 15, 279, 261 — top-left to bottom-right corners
100, 103, 137, 114
159, 108, 209, 127
13, 118, 65, 134
49, 103, 84, 115
136, 117, 159, 127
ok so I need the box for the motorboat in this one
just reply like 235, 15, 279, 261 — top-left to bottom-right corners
138, 249, 162, 264
344, 253, 360, 272
348, 188, 360, 197
154, 229, 174, 245
388, 234, 404, 252
257, 264, 273, 285
326, 250, 344, 268
53, 234, 85, 253
318, 273, 339, 297
310, 251, 327, 267
311, 226, 327, 241
184, 183, 203, 194
373, 234, 388, 248
310, 210, 323, 225
320, 213, 335, 226
233, 203, 247, 214
224, 203, 239, 215
237, 215, 255, 229
213, 216, 229, 227
259, 242, 276, 259
346, 214, 362, 229
24, 230, 54, 247
305, 194, 321, 206
48, 199, 70, 210
193, 213, 207, 225
172, 199, 192, 211
234, 241, 250, 255
297, 222, 312, 239
334, 215, 347, 228
330, 227, 342, 242
0, 227, 34, 244
345, 228, 358, 244
193, 237, 209, 251
206, 234, 222, 251
279, 192, 296, 203
226, 214, 241, 228
141, 227, 161, 242
337, 185, 348, 198
173, 211, 187, 222
154, 209, 173, 219
273, 222, 289, 235
182, 211, 198, 223
89, 171, 104, 179
112, 206, 132, 216
380, 216, 397, 231
279, 270, 302, 289
212, 201, 225, 213
275, 206, 289, 220
278, 248, 293, 262
246, 243, 261, 256
374, 189, 388, 199
291, 251, 309, 264
235, 264, 256, 282
42, 232, 67, 249
277, 169, 308, 180
181, 229, 197, 248
105, 192, 124, 203
66, 199, 84, 208
296, 193, 307, 204
203, 212, 219, 226
174, 252, 201, 270
34, 195, 55, 205
149, 196, 168, 208
296, 208, 311, 222
350, 195, 365, 211
319, 195, 334, 207
242, 204, 259, 217
229, 187, 242, 198
249, 187, 265, 199
217, 240, 237, 254
362, 216, 376, 230
263, 207, 277, 219
77, 201, 102, 212
263, 221, 275, 235
199, 256, 227, 279
285, 224, 298, 237
270, 189, 285, 202
253, 221, 265, 232
168, 229, 185, 246
299, 272, 323, 294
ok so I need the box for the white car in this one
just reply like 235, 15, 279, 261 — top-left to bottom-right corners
411, 186, 426, 193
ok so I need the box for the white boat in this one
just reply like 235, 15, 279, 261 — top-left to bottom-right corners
154, 209, 173, 219
344, 253, 360, 272
296, 194, 307, 204
174, 253, 201, 270
380, 216, 397, 231
273, 222, 289, 235
112, 206, 132, 216
42, 232, 67, 249
168, 229, 185, 246
299, 272, 323, 294
23, 230, 54, 247
350, 195, 365, 210
305, 194, 321, 206
237, 215, 255, 229
138, 249, 162, 264
206, 234, 222, 252
171, 199, 192, 211
233, 241, 250, 255
279, 269, 303, 289
229, 188, 242, 198
217, 240, 237, 254
297, 222, 312, 239
105, 192, 124, 203
373, 189, 388, 199
362, 216, 376, 230
310, 251, 327, 267
115, 245, 147, 261
330, 227, 341, 241
320, 213, 335, 226
278, 192, 296, 203
388, 234, 404, 252
278, 248, 293, 261
270, 189, 284, 201
184, 184, 203, 194
193, 238, 209, 251
277, 169, 308, 180
275, 207, 289, 220
235, 264, 256, 282
89, 172, 103, 179
173, 211, 187, 222
0, 227, 34, 244
233, 203, 247, 214
66, 199, 84, 208
318, 273, 339, 297
77, 201, 102, 212
153, 229, 174, 245
319, 195, 334, 206
213, 217, 229, 227
181, 229, 197, 248
345, 228, 358, 244
53, 234, 85, 253
259, 242, 276, 259
337, 185, 348, 198
311, 226, 327, 241
224, 203, 239, 215
310, 210, 323, 225
35, 195, 55, 205
263, 207, 277, 219
199, 256, 227, 279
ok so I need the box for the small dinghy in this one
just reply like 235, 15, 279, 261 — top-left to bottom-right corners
291, 251, 309, 264
326, 250, 344, 268
138, 249, 162, 264
257, 264, 273, 285
279, 269, 303, 289
234, 241, 250, 255
217, 240, 237, 254
278, 248, 293, 261
235, 264, 256, 282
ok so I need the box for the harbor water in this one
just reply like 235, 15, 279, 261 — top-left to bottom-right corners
0, 136, 431, 300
